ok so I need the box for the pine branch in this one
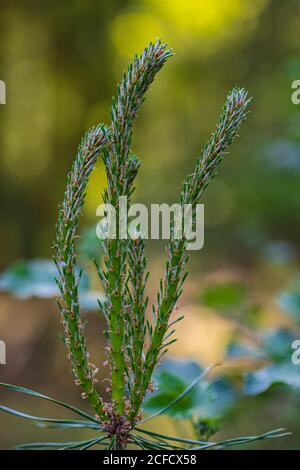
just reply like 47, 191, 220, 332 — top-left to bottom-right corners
1, 38, 289, 452
54, 124, 110, 419
53, 41, 251, 447
127, 236, 149, 421
139, 87, 251, 410
96, 40, 173, 419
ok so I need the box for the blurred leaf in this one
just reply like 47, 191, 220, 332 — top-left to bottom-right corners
0, 258, 105, 309
144, 361, 238, 421
244, 363, 300, 396
158, 359, 203, 382
227, 329, 295, 363
200, 282, 247, 311
144, 360, 213, 420
144, 372, 208, 419
262, 329, 295, 363
193, 416, 221, 440
226, 341, 261, 359
0, 259, 59, 298
199, 378, 238, 418
278, 278, 300, 322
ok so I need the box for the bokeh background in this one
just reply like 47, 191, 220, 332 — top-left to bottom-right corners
1, 0, 300, 450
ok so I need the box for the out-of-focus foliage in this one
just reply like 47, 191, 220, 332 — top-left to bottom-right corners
200, 281, 263, 326
245, 363, 300, 396
144, 360, 237, 432
278, 278, 300, 324
0, 259, 59, 299
195, 277, 300, 437
226, 328, 300, 395
0, 258, 105, 310
200, 282, 247, 312
144, 360, 213, 420
227, 329, 296, 363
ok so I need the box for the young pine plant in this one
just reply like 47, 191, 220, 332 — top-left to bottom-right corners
0, 40, 289, 450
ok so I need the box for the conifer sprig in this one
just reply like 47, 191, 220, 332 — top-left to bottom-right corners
127, 236, 149, 421
54, 124, 110, 419
0, 39, 290, 452
138, 87, 251, 411
96, 41, 173, 419
54, 41, 250, 446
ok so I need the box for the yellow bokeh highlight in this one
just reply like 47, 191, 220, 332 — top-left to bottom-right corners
111, 11, 164, 59
151, 0, 269, 34
84, 163, 108, 218
111, 0, 269, 58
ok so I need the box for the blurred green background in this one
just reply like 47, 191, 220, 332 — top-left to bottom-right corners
1, 0, 300, 450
